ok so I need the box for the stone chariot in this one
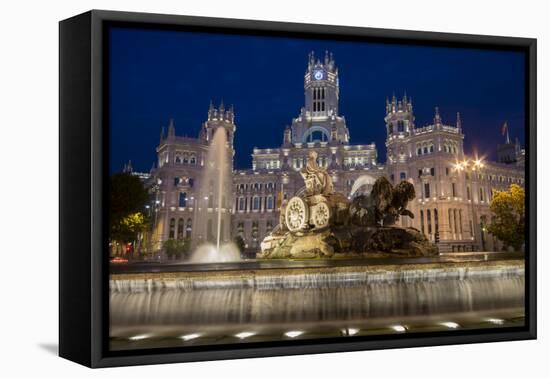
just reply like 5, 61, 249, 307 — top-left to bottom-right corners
283, 151, 348, 233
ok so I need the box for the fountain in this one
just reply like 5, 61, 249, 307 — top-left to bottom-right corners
109, 150, 525, 351
191, 127, 240, 263
259, 151, 437, 258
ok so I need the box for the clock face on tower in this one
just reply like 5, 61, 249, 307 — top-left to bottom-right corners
313, 69, 324, 80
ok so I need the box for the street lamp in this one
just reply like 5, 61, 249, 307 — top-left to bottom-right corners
453, 157, 486, 251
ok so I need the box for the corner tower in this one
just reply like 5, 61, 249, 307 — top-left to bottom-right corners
201, 100, 236, 148
385, 94, 414, 165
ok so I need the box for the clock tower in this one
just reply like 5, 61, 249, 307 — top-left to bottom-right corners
289, 51, 350, 145
304, 50, 339, 117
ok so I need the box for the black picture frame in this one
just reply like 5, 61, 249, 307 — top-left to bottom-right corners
59, 9, 537, 368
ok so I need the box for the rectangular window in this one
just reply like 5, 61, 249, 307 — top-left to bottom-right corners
418, 169, 423, 178
424, 183, 430, 199
452, 183, 456, 197
446, 167, 449, 176
430, 167, 435, 176
179, 192, 187, 208
400, 172, 406, 180
238, 197, 244, 211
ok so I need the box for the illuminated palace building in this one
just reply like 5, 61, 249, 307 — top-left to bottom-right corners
145, 52, 525, 253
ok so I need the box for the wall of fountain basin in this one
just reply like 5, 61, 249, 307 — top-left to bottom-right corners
109, 260, 524, 326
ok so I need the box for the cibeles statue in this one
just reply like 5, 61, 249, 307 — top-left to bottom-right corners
259, 152, 437, 259
301, 151, 334, 196
283, 151, 348, 233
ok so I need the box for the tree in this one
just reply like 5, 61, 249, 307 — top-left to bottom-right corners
163, 238, 191, 260
487, 184, 525, 251
109, 173, 150, 246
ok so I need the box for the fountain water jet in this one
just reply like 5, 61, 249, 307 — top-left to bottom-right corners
192, 127, 238, 263
189, 242, 241, 263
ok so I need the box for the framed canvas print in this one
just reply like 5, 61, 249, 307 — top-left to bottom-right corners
59, 10, 537, 368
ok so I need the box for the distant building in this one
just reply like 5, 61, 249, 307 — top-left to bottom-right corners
145, 51, 525, 253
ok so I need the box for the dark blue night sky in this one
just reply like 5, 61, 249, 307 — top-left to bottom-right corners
109, 27, 526, 174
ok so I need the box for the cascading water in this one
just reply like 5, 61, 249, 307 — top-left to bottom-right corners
192, 127, 240, 263
110, 263, 524, 335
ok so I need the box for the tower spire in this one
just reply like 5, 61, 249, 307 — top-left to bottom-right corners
456, 112, 462, 131
159, 126, 165, 142
168, 118, 175, 137
434, 106, 442, 126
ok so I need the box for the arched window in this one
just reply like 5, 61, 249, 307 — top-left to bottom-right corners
186, 218, 192, 238
417, 147, 422, 155
207, 219, 213, 242
179, 192, 187, 208
175, 155, 182, 164
423, 146, 428, 154
308, 130, 327, 142
434, 209, 439, 235
177, 218, 184, 240
454, 209, 459, 234
429, 145, 434, 153
420, 210, 425, 235
238, 197, 245, 211
169, 218, 176, 239
189, 154, 196, 164
427, 209, 432, 234
253, 196, 260, 211
267, 196, 274, 210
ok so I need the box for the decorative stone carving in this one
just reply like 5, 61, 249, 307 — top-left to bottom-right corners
300, 151, 334, 196
259, 157, 437, 259
285, 197, 308, 232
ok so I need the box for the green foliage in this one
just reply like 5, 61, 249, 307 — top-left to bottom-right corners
487, 184, 525, 251
109, 173, 150, 243
163, 238, 191, 259
111, 212, 148, 244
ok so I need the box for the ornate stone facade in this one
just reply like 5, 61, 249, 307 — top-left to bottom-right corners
145, 51, 525, 253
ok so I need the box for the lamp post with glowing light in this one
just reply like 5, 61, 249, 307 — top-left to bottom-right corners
453, 158, 486, 251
